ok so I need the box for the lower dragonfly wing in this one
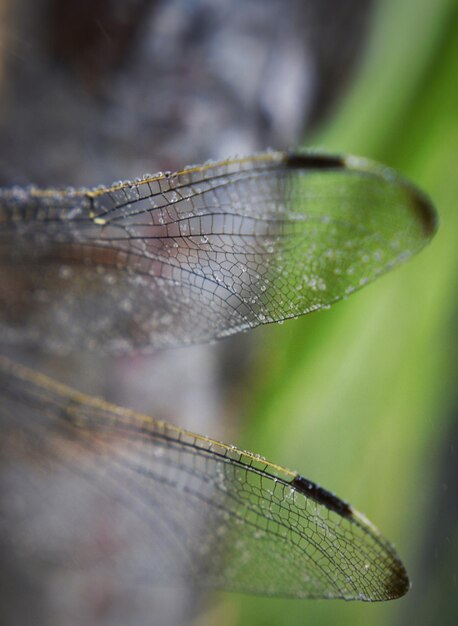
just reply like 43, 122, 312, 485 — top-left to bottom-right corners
0, 356, 409, 601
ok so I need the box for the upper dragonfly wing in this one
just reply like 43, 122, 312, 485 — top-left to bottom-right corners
0, 151, 436, 353
0, 356, 409, 601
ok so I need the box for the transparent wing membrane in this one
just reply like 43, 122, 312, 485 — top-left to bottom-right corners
0, 357, 409, 601
0, 151, 437, 602
0, 151, 436, 353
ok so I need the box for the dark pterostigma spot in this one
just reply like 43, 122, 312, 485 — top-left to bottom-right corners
291, 475, 352, 518
408, 187, 438, 238
285, 152, 345, 170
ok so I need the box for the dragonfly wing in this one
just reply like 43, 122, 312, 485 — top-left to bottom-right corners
0, 356, 409, 601
0, 151, 436, 353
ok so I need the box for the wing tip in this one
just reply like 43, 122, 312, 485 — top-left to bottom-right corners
343, 153, 438, 239
381, 559, 411, 601
408, 187, 438, 238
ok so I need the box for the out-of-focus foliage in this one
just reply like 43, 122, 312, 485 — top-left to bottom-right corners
225, 0, 458, 624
